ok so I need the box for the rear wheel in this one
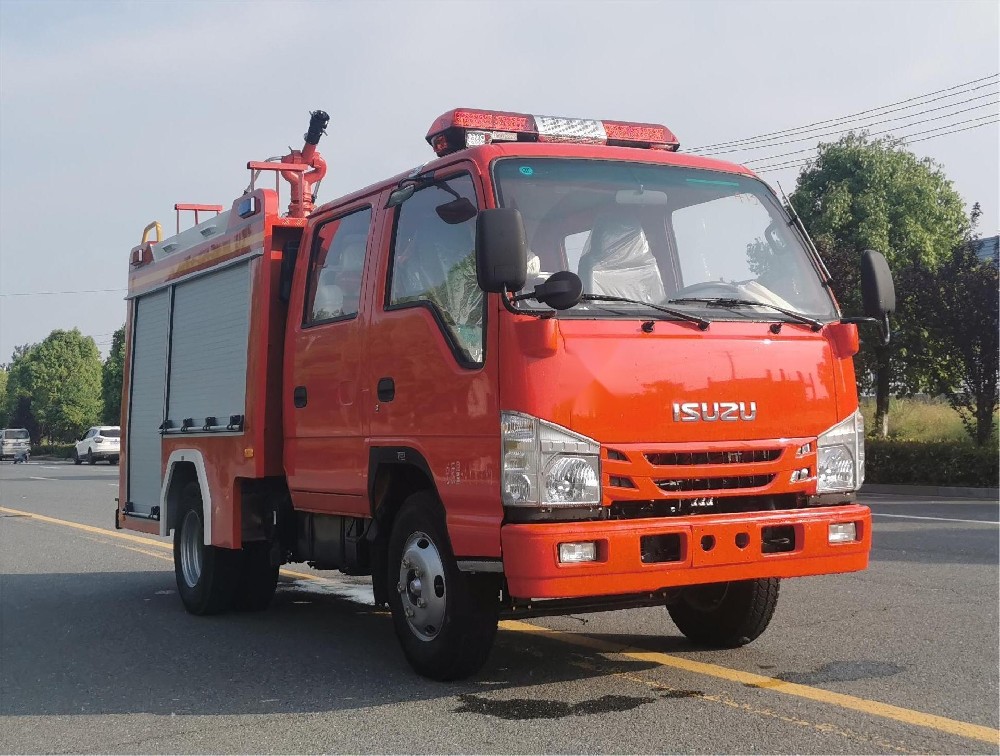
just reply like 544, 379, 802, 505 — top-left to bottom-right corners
387, 493, 500, 680
667, 578, 779, 648
173, 483, 237, 615
233, 541, 278, 611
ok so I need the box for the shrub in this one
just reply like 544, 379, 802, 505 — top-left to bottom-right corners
866, 440, 999, 488
30, 443, 75, 459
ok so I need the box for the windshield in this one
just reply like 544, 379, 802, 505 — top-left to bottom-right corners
492, 159, 837, 321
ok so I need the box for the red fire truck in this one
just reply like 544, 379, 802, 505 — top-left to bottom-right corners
118, 109, 895, 680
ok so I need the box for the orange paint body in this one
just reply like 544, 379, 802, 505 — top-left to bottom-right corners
119, 132, 872, 602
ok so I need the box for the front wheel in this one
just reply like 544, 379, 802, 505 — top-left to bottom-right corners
73, 449, 82, 465
667, 578, 779, 648
87, 450, 96, 465
387, 493, 500, 680
173, 483, 238, 615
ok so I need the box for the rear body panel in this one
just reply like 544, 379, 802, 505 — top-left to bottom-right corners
118, 189, 299, 544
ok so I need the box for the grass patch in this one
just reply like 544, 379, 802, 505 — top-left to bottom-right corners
860, 397, 997, 443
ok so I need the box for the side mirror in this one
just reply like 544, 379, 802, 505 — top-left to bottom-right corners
530, 270, 583, 310
859, 249, 895, 344
476, 208, 527, 293
435, 197, 478, 225
860, 250, 895, 318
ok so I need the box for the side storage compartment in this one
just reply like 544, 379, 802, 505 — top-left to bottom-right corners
125, 289, 170, 519
167, 263, 251, 429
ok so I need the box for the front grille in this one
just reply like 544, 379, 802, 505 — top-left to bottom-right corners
610, 493, 802, 520
654, 474, 774, 493
645, 449, 781, 466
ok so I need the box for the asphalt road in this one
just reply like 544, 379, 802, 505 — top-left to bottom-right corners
1, 461, 997, 754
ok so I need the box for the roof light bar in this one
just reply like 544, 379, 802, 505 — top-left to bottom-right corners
426, 108, 680, 157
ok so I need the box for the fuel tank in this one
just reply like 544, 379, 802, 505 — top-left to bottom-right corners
499, 317, 858, 444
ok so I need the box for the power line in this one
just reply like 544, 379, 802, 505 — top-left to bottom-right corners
689, 73, 999, 151
753, 117, 999, 172
743, 105, 999, 165
708, 93, 998, 158
0, 287, 126, 297
753, 118, 999, 174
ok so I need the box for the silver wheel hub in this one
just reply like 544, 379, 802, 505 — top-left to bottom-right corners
180, 510, 204, 589
397, 531, 446, 641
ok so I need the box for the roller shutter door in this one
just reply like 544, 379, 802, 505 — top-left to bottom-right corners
127, 289, 169, 514
167, 263, 250, 427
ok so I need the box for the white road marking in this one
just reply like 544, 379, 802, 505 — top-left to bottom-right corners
872, 512, 999, 525
28, 476, 55, 481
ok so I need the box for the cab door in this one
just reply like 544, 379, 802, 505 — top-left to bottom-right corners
284, 200, 378, 515
366, 166, 501, 556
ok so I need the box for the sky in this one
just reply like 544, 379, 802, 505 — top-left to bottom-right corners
0, 0, 997, 363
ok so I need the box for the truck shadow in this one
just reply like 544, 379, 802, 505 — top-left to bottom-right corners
0, 570, 680, 719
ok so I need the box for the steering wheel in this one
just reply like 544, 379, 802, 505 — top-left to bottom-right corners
672, 281, 746, 299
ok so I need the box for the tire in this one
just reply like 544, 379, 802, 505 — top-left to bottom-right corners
173, 482, 238, 615
232, 541, 278, 611
110, 456, 119, 465
73, 449, 82, 465
87, 449, 96, 465
387, 492, 500, 680
667, 578, 779, 648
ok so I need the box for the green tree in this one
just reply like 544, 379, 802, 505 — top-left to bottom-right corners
5, 330, 103, 442
0, 367, 8, 427
102, 325, 126, 424
2, 344, 40, 442
790, 133, 969, 437
925, 240, 999, 446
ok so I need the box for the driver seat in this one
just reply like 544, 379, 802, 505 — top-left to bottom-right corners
578, 210, 665, 302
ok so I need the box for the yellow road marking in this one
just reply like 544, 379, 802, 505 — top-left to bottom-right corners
0, 505, 319, 582
568, 655, 916, 755
4, 504, 998, 747
501, 620, 999, 746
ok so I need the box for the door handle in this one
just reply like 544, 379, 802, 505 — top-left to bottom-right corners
293, 386, 308, 408
377, 377, 395, 402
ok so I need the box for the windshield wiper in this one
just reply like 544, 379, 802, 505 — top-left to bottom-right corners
668, 297, 823, 331
509, 272, 709, 328
582, 294, 710, 330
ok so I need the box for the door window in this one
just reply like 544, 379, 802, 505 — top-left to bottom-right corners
305, 207, 372, 325
387, 173, 483, 365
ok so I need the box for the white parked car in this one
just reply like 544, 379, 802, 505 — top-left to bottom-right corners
74, 426, 121, 465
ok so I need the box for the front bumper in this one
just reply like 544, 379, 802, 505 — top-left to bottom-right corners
501, 504, 870, 599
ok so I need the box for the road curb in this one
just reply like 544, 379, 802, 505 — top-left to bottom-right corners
862, 483, 999, 501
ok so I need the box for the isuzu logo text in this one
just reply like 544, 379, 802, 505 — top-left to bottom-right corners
672, 401, 757, 422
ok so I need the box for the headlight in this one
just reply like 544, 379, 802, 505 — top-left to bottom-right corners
502, 411, 601, 507
816, 409, 865, 493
